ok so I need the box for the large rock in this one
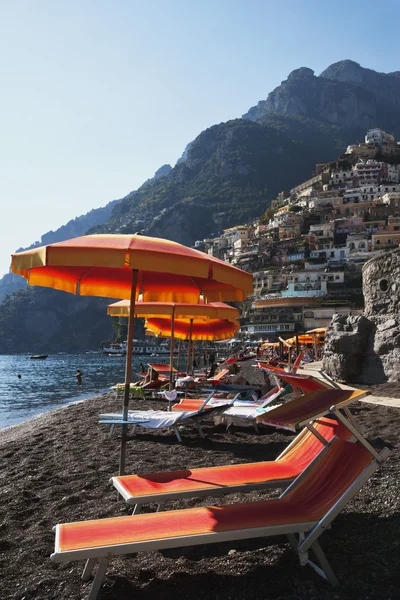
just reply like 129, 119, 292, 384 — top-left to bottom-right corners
322, 314, 376, 383
323, 248, 400, 384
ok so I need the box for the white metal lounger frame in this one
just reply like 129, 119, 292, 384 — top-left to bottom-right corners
111, 423, 337, 514
51, 443, 390, 600
100, 390, 217, 440
99, 392, 241, 443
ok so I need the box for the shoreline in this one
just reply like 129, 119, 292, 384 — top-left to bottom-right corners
0, 391, 111, 445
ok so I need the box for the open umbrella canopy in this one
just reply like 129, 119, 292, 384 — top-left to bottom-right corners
306, 327, 327, 335
107, 299, 240, 320
145, 317, 240, 341
285, 334, 324, 345
11, 234, 253, 302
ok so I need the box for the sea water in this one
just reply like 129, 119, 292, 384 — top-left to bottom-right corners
0, 353, 149, 429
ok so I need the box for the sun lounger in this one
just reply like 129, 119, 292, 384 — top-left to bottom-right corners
256, 387, 383, 462
111, 416, 351, 513
51, 438, 390, 599
277, 373, 332, 395
111, 383, 146, 400
170, 385, 285, 431
99, 392, 239, 443
204, 368, 230, 385
257, 352, 303, 376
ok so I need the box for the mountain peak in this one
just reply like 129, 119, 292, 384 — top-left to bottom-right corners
320, 60, 366, 83
287, 67, 314, 81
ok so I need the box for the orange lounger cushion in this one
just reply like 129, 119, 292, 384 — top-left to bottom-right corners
57, 499, 311, 553
171, 399, 218, 411
256, 389, 368, 431
113, 418, 351, 500
278, 374, 329, 393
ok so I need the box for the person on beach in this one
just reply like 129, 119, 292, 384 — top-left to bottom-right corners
75, 369, 83, 385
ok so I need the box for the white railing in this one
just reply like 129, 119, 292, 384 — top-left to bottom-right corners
282, 290, 327, 298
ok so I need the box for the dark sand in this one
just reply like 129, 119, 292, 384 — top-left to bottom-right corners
0, 391, 399, 600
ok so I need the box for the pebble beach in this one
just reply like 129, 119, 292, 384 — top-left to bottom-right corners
0, 388, 399, 600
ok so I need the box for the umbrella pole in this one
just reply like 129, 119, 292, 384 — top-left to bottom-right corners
313, 333, 318, 361
296, 334, 300, 356
119, 269, 138, 477
186, 318, 193, 375
169, 306, 175, 391
177, 339, 182, 373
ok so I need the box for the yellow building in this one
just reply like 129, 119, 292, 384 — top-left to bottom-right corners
371, 232, 400, 250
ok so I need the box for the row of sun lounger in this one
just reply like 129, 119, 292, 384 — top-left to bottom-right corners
102, 365, 334, 441
51, 383, 389, 599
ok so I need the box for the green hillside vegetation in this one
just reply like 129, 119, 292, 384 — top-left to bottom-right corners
0, 288, 114, 354
92, 118, 356, 243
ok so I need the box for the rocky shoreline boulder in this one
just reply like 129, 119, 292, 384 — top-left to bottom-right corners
323, 248, 400, 384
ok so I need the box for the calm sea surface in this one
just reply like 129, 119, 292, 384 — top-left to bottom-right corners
0, 353, 151, 429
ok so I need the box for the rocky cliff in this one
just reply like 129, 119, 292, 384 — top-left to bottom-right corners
320, 59, 400, 111
91, 117, 357, 243
244, 63, 400, 136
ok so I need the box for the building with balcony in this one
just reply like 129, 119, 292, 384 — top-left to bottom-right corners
371, 231, 400, 250
283, 269, 345, 297
346, 233, 369, 253
290, 173, 330, 197
303, 307, 362, 330
310, 246, 349, 263
241, 304, 302, 337
365, 129, 395, 147
309, 196, 343, 210
334, 217, 364, 235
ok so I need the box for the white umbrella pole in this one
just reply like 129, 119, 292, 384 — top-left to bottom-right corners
119, 269, 138, 476
313, 333, 318, 361
186, 318, 193, 374
169, 306, 175, 391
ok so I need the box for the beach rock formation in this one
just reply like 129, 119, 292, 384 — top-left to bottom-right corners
323, 248, 400, 384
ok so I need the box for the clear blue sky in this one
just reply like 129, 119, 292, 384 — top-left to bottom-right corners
1, 0, 399, 275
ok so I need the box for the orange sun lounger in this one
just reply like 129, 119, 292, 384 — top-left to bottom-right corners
111, 417, 351, 513
51, 438, 390, 599
257, 352, 303, 376
277, 373, 332, 395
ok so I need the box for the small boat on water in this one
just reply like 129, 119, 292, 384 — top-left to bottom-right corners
30, 355, 49, 360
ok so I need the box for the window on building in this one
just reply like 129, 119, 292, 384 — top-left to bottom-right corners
388, 239, 392, 244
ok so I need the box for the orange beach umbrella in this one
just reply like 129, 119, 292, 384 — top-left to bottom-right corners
284, 334, 324, 346
107, 299, 240, 320
306, 327, 327, 335
12, 234, 253, 474
108, 299, 240, 386
145, 317, 240, 341
145, 316, 239, 376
